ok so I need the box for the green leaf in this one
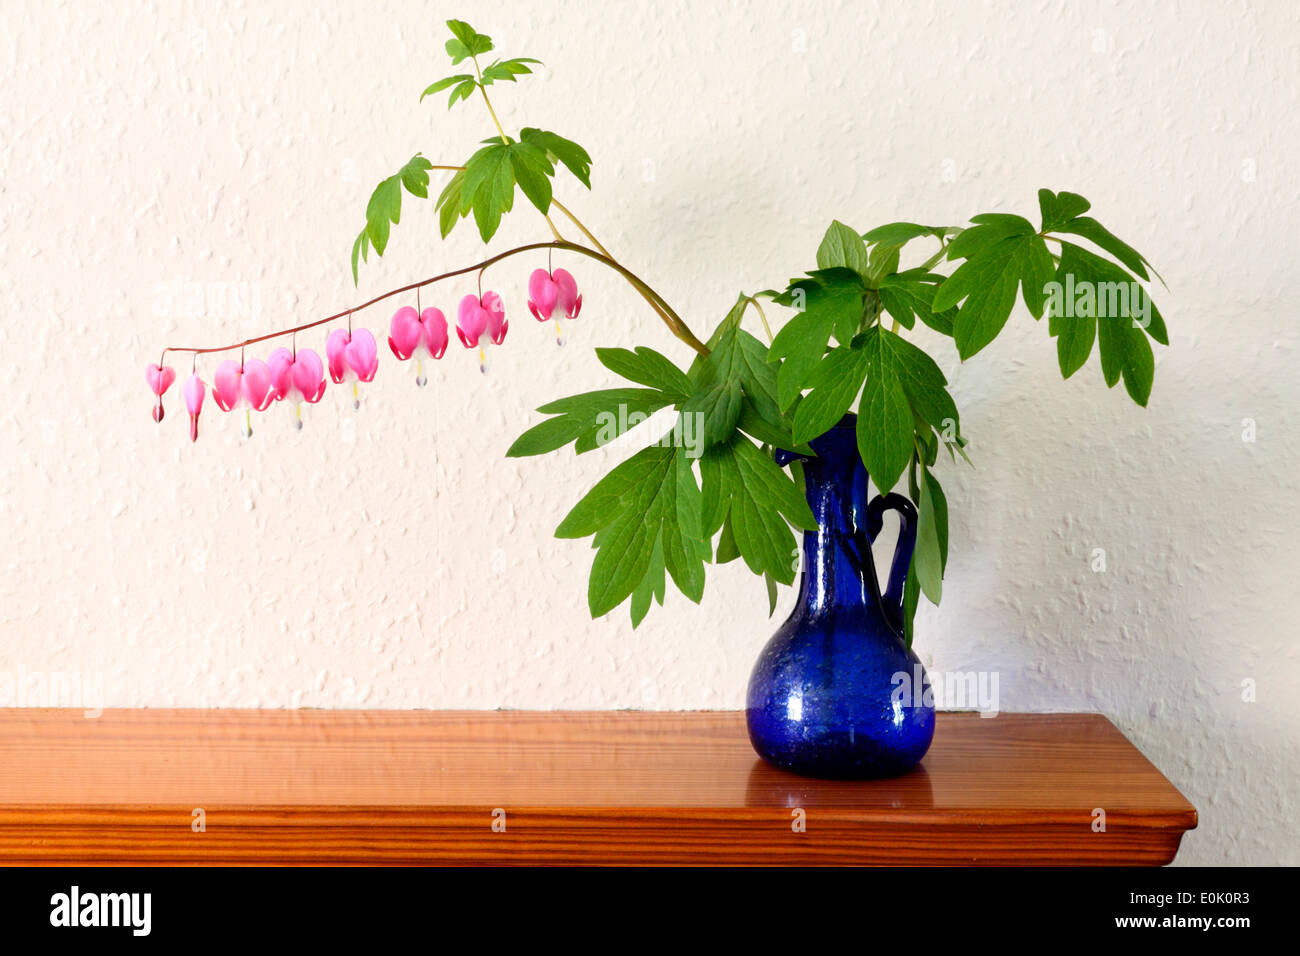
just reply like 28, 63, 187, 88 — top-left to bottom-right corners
792, 344, 869, 444
913, 467, 949, 605
364, 175, 402, 253
355, 154, 437, 264
684, 299, 793, 450
733, 437, 816, 532
595, 347, 693, 402
629, 535, 665, 628
681, 303, 746, 447
737, 394, 807, 454
682, 338, 744, 448
557, 444, 705, 619
705, 460, 787, 581
765, 573, 779, 616
446, 19, 479, 47
699, 437, 813, 584
509, 141, 555, 214
865, 243, 901, 287
1053, 216, 1152, 281
945, 213, 1035, 261
558, 444, 670, 540
459, 143, 517, 242
481, 57, 542, 84
435, 170, 467, 239
662, 451, 708, 602
855, 328, 914, 494
445, 20, 493, 63
520, 128, 592, 188
1047, 242, 1097, 379
933, 231, 1054, 359
447, 78, 478, 108
1037, 189, 1091, 233
1050, 241, 1164, 404
862, 222, 943, 247
883, 329, 960, 436
397, 154, 433, 199
1097, 301, 1155, 406
816, 220, 871, 278
350, 229, 370, 285
715, 517, 740, 563
507, 388, 671, 458
902, 563, 920, 648
877, 270, 957, 335
769, 272, 867, 408
421, 74, 473, 100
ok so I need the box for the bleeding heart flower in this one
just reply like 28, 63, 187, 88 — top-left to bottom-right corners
388, 306, 448, 386
528, 268, 581, 347
458, 291, 507, 372
145, 363, 177, 422
268, 347, 327, 429
183, 374, 205, 442
527, 268, 582, 321
327, 328, 379, 408
213, 358, 274, 437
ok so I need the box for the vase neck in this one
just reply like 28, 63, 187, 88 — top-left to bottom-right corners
794, 427, 878, 616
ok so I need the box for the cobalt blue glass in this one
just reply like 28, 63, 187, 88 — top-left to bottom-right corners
746, 414, 935, 779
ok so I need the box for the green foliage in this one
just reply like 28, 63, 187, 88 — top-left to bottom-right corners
445, 19, 494, 62
681, 295, 788, 449
520, 128, 593, 189
760, 195, 1163, 637
351, 154, 435, 283
341, 24, 1170, 636
427, 129, 590, 244
556, 441, 709, 619
353, 20, 592, 269
932, 214, 1054, 358
699, 435, 816, 585
510, 299, 811, 625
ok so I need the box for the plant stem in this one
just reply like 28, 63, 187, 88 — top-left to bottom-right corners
743, 296, 774, 344
550, 199, 612, 259
548, 198, 690, 336
163, 241, 708, 359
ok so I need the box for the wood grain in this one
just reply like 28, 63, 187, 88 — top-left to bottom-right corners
0, 709, 1196, 865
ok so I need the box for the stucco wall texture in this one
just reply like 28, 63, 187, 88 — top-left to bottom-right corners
2, 0, 1297, 865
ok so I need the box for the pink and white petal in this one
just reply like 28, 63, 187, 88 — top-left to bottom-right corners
242, 359, 275, 411
389, 307, 422, 359
421, 308, 448, 358
291, 349, 325, 400
457, 295, 487, 346
482, 292, 506, 343
326, 329, 351, 383
145, 364, 177, 396
183, 374, 206, 415
553, 269, 579, 317
528, 269, 558, 320
345, 328, 378, 381
213, 360, 242, 411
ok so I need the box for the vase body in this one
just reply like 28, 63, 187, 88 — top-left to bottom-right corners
746, 415, 935, 779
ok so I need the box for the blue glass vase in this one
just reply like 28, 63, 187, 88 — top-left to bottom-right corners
746, 414, 936, 779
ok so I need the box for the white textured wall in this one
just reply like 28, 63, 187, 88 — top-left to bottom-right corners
2, 0, 1297, 865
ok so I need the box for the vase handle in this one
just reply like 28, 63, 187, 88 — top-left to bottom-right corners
865, 493, 918, 635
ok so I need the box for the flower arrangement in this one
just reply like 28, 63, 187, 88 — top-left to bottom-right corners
148, 20, 1167, 641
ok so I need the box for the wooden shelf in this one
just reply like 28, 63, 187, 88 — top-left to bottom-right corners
0, 709, 1195, 865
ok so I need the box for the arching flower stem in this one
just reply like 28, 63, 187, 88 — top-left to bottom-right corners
160, 240, 709, 362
